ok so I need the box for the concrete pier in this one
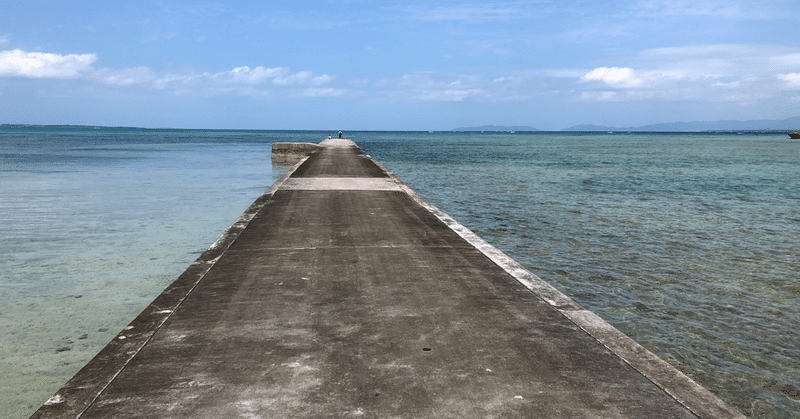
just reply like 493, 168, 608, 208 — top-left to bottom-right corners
33, 138, 745, 418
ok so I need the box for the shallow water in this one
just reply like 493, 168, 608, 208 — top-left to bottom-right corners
357, 131, 800, 418
0, 127, 323, 417
2, 128, 798, 418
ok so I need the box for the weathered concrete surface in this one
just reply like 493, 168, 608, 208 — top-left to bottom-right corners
271, 142, 320, 164
33, 138, 745, 418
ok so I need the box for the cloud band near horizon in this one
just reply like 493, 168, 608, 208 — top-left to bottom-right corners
2, 40, 800, 130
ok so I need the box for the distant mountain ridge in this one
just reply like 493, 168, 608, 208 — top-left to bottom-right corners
562, 117, 800, 132
452, 124, 539, 132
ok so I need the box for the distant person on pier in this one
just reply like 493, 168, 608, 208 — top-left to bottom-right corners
338, 131, 343, 138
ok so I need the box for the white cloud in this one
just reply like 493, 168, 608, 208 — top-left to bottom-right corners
93, 66, 155, 85
0, 44, 338, 102
713, 80, 741, 88
310, 74, 334, 86
576, 65, 758, 102
626, 0, 800, 20
421, 89, 476, 101
145, 65, 339, 99
393, 72, 485, 102
772, 53, 800, 71
9, 39, 797, 112
223, 66, 288, 83
409, 4, 519, 21
299, 87, 345, 98
777, 73, 800, 90
207, 66, 334, 87
273, 70, 314, 85
642, 44, 747, 58
638, 44, 800, 76
0, 47, 338, 100
568, 43, 800, 104
581, 67, 642, 87
0, 49, 96, 78
631, 0, 740, 18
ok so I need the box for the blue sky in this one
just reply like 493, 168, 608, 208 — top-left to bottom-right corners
1, 0, 799, 130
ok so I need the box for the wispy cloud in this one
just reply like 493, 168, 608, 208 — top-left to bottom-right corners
581, 67, 643, 88
135, 16, 179, 43
181, 66, 335, 89
0, 46, 339, 99
629, 0, 800, 20
0, 45, 342, 97
637, 44, 800, 78
772, 53, 800, 72
6, 38, 800, 114
93, 66, 155, 85
639, 44, 763, 74
389, 72, 485, 101
216, 66, 293, 84
0, 49, 96, 78
300, 87, 345, 98
625, 0, 795, 20
573, 43, 800, 102
142, 32, 177, 43
577, 64, 757, 102
407, 2, 523, 22
630, 0, 741, 18
146, 65, 340, 98
777, 73, 800, 90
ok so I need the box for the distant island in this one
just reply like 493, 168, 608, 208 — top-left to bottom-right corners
452, 125, 539, 132
4, 117, 800, 133
449, 117, 800, 132
562, 116, 800, 132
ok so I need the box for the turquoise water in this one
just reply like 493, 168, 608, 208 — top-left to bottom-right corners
2, 128, 798, 418
0, 127, 323, 417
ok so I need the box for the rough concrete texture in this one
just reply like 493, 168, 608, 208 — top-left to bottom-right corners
32, 139, 745, 418
271, 142, 320, 164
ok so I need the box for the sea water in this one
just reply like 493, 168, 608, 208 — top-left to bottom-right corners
0, 127, 322, 417
1, 128, 798, 418
357, 131, 800, 419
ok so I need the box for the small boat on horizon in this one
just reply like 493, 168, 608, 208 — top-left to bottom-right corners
789, 132, 800, 139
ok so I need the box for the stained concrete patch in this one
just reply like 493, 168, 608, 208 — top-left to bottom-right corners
319, 138, 357, 148
279, 177, 402, 191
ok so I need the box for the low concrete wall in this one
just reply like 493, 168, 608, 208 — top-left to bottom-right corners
271, 142, 320, 164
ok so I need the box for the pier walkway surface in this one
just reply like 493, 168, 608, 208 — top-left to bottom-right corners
33, 139, 744, 418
